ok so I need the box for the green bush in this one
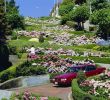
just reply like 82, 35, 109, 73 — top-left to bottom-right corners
16, 63, 46, 76
39, 35, 44, 43
77, 70, 86, 84
11, 31, 17, 40
66, 21, 76, 28
0, 53, 27, 83
72, 79, 106, 100
89, 26, 97, 32
0, 44, 11, 72
8, 45, 17, 55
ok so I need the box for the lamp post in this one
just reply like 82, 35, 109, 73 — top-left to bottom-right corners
4, 0, 6, 12
89, 0, 92, 14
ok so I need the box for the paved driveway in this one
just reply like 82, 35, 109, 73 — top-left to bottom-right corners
12, 83, 71, 100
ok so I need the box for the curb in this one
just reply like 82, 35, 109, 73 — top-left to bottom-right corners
68, 92, 73, 100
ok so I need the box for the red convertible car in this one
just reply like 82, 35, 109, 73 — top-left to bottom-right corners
51, 64, 106, 86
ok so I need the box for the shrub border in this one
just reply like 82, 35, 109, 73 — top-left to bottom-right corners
0, 53, 27, 83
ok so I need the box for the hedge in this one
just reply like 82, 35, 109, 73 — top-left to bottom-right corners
72, 79, 106, 100
60, 55, 110, 64
0, 53, 27, 83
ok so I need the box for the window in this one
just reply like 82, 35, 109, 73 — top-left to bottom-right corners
85, 65, 96, 72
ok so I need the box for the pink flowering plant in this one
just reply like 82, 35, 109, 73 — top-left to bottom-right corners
80, 73, 110, 99
10, 90, 61, 100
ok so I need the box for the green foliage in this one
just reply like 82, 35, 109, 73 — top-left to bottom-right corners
6, 0, 25, 29
61, 0, 73, 5
91, 0, 110, 12
39, 35, 44, 43
16, 62, 46, 76
0, 53, 27, 82
0, 0, 12, 40
1, 98, 7, 100
60, 14, 70, 24
90, 9, 110, 40
11, 31, 17, 40
75, 0, 87, 5
69, 31, 84, 35
89, 26, 97, 32
66, 21, 77, 28
48, 97, 62, 100
77, 70, 86, 84
8, 45, 17, 55
59, 3, 74, 16
25, 24, 42, 31
59, 0, 74, 24
69, 4, 90, 30
0, 44, 12, 72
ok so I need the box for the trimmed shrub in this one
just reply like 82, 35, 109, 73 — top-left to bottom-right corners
16, 63, 46, 76
39, 34, 44, 43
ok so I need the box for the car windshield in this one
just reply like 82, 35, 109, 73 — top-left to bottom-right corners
66, 67, 82, 73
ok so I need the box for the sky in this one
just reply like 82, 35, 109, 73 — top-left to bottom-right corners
15, 0, 56, 18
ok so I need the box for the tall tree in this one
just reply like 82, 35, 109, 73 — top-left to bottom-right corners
91, 0, 110, 12
6, 0, 25, 29
90, 9, 110, 40
0, 0, 12, 71
69, 5, 90, 30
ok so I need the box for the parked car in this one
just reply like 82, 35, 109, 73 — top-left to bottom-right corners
51, 64, 106, 86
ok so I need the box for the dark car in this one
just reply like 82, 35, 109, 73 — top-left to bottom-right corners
51, 64, 106, 86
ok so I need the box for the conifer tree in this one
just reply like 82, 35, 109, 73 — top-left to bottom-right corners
0, 0, 12, 71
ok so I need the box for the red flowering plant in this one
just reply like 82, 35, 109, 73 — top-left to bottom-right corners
43, 54, 60, 62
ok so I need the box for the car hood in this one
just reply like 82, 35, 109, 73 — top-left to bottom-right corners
54, 72, 77, 79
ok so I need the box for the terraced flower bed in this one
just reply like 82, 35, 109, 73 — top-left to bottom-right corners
72, 72, 110, 100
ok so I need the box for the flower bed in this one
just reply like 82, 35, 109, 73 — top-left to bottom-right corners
72, 79, 106, 100
3, 90, 61, 100
72, 71, 110, 100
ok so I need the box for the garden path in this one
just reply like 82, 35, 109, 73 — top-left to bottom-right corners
12, 83, 71, 100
